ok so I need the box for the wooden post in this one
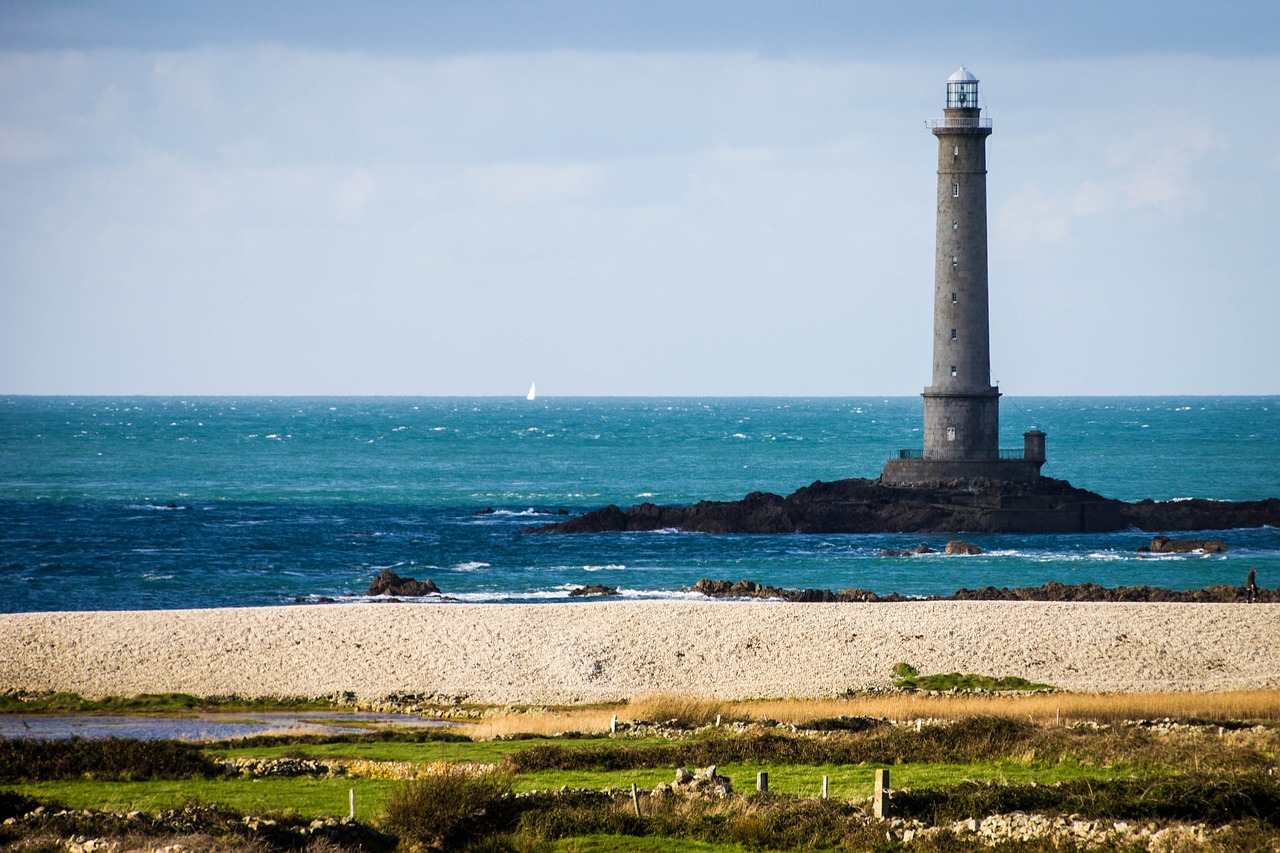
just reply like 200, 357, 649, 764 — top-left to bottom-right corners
348, 788, 355, 821
1055, 707, 1060, 726
610, 714, 618, 734
631, 782, 641, 817
757, 771, 768, 792
873, 769, 889, 819
715, 714, 721, 727
916, 718, 922, 733
822, 775, 829, 799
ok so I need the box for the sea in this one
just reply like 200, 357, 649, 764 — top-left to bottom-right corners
1, 396, 1276, 613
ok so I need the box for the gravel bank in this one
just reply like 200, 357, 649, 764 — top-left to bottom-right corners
1, 602, 1276, 703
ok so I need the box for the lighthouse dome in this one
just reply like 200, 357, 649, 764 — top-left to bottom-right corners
946, 67, 980, 109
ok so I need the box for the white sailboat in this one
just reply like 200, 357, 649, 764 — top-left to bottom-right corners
526, 382, 537, 401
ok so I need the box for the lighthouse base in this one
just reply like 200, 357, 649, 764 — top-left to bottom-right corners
880, 457, 1043, 485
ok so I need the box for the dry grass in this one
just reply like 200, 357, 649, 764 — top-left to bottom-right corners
465, 707, 617, 740
461, 690, 1280, 739
732, 689, 1280, 727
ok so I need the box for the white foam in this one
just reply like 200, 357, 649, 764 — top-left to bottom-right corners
453, 561, 491, 571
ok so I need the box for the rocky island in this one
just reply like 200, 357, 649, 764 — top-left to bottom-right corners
525, 476, 1280, 535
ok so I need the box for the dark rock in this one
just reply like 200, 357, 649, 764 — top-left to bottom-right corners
568, 584, 620, 597
526, 476, 1280, 536
475, 507, 497, 515
945, 540, 982, 555
365, 570, 440, 597
688, 576, 1275, 604
1140, 535, 1228, 554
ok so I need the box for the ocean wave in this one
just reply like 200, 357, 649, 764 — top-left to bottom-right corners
483, 509, 555, 517
453, 561, 491, 571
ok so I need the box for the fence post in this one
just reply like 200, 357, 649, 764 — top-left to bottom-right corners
610, 714, 618, 734
348, 788, 355, 821
631, 782, 642, 817
822, 775, 829, 799
757, 771, 768, 792
873, 769, 889, 819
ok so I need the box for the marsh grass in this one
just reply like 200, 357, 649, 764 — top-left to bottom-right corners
449, 689, 1280, 739
0, 692, 335, 715
739, 689, 1280, 726
467, 696, 741, 740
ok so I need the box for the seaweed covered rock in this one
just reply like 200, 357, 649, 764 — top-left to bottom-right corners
366, 570, 439, 597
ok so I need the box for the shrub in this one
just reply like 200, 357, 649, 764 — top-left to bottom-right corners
0, 737, 220, 782
381, 767, 514, 849
796, 715, 882, 733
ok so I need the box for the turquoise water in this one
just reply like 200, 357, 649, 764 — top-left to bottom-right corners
1, 396, 1276, 611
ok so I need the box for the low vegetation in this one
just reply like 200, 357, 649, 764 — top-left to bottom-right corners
891, 662, 1056, 693
1, 690, 1279, 851
0, 691, 338, 715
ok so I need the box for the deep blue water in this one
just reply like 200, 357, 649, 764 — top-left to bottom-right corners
1, 396, 1276, 612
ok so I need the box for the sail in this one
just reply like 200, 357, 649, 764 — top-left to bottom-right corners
527, 382, 536, 401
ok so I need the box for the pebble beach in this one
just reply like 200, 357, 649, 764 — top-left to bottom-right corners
2, 601, 1276, 704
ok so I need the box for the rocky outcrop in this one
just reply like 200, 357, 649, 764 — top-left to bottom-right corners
568, 584, 620, 597
689, 578, 1275, 604
945, 540, 982, 555
692, 578, 910, 603
880, 545, 935, 556
365, 570, 439, 597
527, 476, 1280, 536
651, 765, 734, 799
1138, 535, 1228, 554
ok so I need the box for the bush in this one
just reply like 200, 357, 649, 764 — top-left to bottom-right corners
0, 737, 220, 782
381, 767, 514, 849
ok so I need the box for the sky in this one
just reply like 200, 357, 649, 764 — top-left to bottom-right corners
2, 1, 1278, 396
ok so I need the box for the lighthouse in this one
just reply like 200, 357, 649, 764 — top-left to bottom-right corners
882, 68, 1045, 484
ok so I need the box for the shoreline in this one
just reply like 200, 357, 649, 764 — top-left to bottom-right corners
2, 601, 1277, 704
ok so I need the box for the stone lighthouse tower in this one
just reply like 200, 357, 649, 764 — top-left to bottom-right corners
882, 67, 1045, 484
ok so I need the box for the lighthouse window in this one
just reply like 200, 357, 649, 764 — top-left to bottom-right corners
950, 365, 957, 377
947, 427, 956, 442
951, 256, 958, 269
951, 292, 958, 304
952, 219, 958, 231
953, 145, 959, 157
952, 182, 960, 197
951, 328, 957, 340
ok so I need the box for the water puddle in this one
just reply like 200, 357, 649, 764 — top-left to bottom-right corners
0, 711, 457, 741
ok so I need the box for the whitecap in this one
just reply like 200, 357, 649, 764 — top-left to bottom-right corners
453, 561, 491, 571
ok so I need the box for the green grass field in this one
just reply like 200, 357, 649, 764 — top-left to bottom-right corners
3, 695, 1278, 852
